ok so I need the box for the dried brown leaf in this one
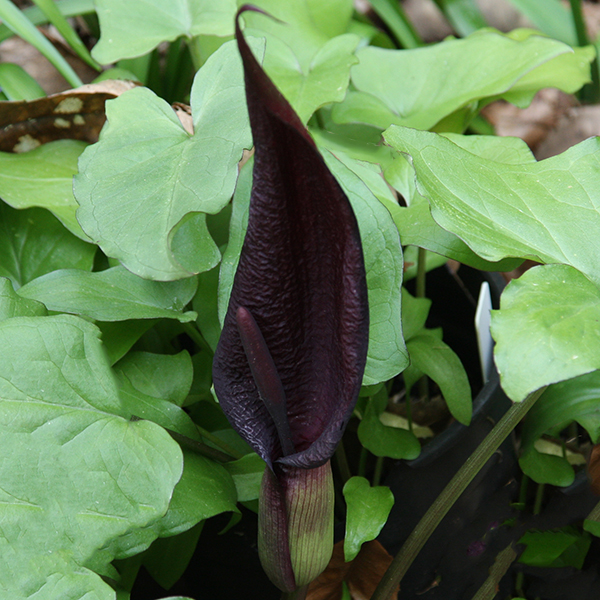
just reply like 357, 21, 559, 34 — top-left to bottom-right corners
0, 80, 137, 152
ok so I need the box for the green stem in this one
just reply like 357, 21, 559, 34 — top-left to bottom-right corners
533, 483, 545, 516
415, 247, 427, 299
194, 424, 245, 460
281, 585, 308, 600
373, 455, 384, 487
187, 35, 205, 71
166, 429, 236, 463
371, 386, 546, 600
358, 446, 368, 478
470, 544, 517, 600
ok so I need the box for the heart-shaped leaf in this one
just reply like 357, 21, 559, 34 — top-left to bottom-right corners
491, 265, 600, 401
75, 38, 263, 280
343, 476, 394, 561
336, 29, 592, 131
92, 0, 238, 64
0, 314, 183, 598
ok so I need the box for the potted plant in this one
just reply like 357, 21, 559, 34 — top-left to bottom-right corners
1, 1, 600, 599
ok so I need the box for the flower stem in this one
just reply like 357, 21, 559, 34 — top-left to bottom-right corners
371, 386, 546, 600
281, 585, 308, 600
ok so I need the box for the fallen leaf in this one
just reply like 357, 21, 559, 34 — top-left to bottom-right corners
0, 80, 137, 152
307, 540, 398, 600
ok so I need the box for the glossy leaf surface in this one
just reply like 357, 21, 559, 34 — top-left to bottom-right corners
343, 476, 394, 562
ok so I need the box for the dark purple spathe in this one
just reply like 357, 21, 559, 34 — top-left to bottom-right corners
212, 5, 369, 471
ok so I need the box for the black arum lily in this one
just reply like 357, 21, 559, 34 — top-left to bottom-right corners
212, 5, 369, 596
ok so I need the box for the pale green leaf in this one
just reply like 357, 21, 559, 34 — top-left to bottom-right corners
18, 266, 198, 322
343, 476, 394, 561
75, 39, 263, 280
323, 150, 408, 385
0, 314, 183, 598
0, 62, 45, 100
224, 452, 266, 502
491, 265, 600, 402
242, 0, 358, 122
0, 204, 95, 288
0, 140, 90, 239
384, 128, 600, 288
337, 30, 588, 131
92, 0, 237, 64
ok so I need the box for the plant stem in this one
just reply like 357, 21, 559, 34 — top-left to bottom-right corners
470, 543, 517, 600
358, 446, 368, 478
194, 424, 245, 460
281, 585, 308, 600
415, 247, 427, 299
373, 455, 384, 487
371, 386, 546, 600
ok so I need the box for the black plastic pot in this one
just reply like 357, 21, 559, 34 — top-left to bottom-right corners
379, 266, 520, 599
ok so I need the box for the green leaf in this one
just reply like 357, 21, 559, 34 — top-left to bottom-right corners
506, 0, 577, 46
114, 351, 200, 440
518, 370, 600, 485
0, 314, 183, 598
92, 0, 237, 64
75, 39, 262, 280
0, 276, 46, 319
519, 445, 575, 487
114, 350, 193, 407
0, 0, 82, 87
336, 30, 588, 131
401, 287, 431, 342
0, 0, 96, 44
518, 528, 590, 568
433, 0, 488, 36
143, 522, 203, 591
223, 452, 266, 502
19, 266, 198, 322
0, 62, 45, 100
0, 204, 95, 288
0, 139, 90, 239
343, 476, 394, 562
242, 0, 358, 122
384, 128, 600, 288
96, 320, 157, 365
368, 0, 422, 48
153, 450, 237, 537
407, 332, 472, 425
491, 265, 600, 402
193, 266, 221, 351
358, 387, 421, 459
323, 151, 408, 385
